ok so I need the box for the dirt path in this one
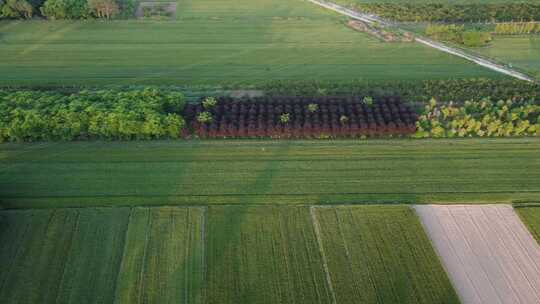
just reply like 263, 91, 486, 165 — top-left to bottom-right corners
306, 0, 536, 83
415, 205, 540, 304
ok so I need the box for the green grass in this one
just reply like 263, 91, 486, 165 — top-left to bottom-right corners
313, 205, 459, 304
1, 138, 539, 208
0, 0, 499, 86
474, 36, 540, 79
515, 206, 540, 244
205, 205, 333, 304
0, 206, 205, 304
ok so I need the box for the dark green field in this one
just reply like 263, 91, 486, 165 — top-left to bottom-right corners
1, 138, 539, 209
516, 206, 540, 243
0, 205, 459, 304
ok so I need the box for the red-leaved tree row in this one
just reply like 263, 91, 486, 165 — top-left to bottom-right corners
183, 96, 418, 139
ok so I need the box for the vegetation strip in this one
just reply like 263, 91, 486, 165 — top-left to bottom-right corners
415, 204, 540, 304
1, 139, 539, 208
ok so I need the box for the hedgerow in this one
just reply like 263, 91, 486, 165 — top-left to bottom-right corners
0, 88, 186, 142
415, 98, 540, 138
262, 79, 540, 103
354, 3, 540, 22
1, 80, 539, 142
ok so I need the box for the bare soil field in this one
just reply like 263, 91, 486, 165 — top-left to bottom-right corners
415, 205, 540, 304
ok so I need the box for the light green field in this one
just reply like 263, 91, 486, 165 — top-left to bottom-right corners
516, 206, 540, 244
1, 138, 539, 208
313, 205, 459, 304
0, 0, 499, 86
474, 36, 540, 79
0, 207, 205, 304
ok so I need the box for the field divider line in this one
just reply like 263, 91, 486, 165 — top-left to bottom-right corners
111, 208, 133, 304
306, 0, 537, 83
309, 206, 338, 304
137, 209, 152, 303
200, 206, 208, 304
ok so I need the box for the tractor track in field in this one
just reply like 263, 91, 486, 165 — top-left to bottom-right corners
306, 0, 537, 83
310, 206, 338, 304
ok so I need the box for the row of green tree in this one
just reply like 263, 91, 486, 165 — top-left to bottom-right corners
425, 24, 492, 47
0, 0, 135, 19
354, 3, 540, 22
262, 79, 540, 104
0, 88, 186, 142
495, 22, 540, 35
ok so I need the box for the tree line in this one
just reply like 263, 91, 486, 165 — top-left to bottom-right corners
354, 3, 540, 23
0, 88, 186, 142
0, 0, 136, 19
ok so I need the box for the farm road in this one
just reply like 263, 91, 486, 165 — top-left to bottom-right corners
415, 205, 540, 304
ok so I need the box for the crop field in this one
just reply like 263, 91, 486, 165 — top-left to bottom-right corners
313, 205, 459, 304
416, 205, 540, 303
0, 208, 129, 303
516, 206, 540, 244
1, 138, 539, 208
0, 207, 205, 304
0, 0, 499, 86
474, 36, 540, 79
0, 205, 461, 304
205, 205, 333, 304
114, 207, 205, 304
1, 139, 539, 207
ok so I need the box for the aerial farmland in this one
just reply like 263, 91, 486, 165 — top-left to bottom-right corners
0, 0, 540, 303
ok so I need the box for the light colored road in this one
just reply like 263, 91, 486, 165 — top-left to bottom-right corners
415, 205, 540, 304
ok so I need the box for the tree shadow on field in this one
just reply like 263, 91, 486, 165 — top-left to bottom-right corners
182, 141, 292, 304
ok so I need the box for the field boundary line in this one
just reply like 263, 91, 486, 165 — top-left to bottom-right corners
306, 0, 537, 83
200, 206, 208, 304
111, 208, 134, 304
5, 189, 540, 199
309, 206, 338, 304
136, 209, 152, 303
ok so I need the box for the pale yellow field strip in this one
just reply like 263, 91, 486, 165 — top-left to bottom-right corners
415, 205, 540, 304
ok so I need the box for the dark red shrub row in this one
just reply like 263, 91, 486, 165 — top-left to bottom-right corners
183, 96, 418, 139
